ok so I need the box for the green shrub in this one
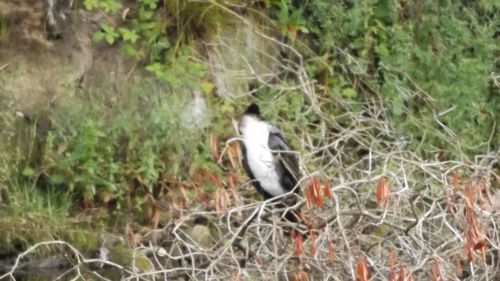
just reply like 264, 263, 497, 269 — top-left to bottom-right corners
303, 0, 499, 157
36, 78, 215, 209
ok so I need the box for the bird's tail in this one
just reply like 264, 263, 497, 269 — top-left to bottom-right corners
284, 207, 299, 223
278, 196, 307, 237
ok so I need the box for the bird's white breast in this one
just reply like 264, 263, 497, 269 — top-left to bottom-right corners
240, 116, 285, 197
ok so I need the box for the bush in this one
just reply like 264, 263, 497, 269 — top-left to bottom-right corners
302, 0, 499, 157
38, 78, 215, 209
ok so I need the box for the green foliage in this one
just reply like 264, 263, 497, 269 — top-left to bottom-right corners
1, 0, 497, 235
60, 0, 231, 208
29, 78, 215, 209
93, 23, 120, 44
84, 0, 122, 13
303, 0, 499, 156
145, 47, 207, 88
6, 182, 72, 220
85, 0, 166, 61
1, 1, 231, 214
0, 178, 105, 256
85, 0, 231, 84
45, 118, 119, 197
272, 0, 308, 35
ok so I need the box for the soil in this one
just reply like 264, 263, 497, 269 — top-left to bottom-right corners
0, 0, 136, 116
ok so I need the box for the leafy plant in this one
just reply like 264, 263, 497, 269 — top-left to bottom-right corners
271, 0, 308, 35
303, 0, 499, 157
84, 0, 122, 13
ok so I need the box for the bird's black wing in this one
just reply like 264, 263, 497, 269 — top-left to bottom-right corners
267, 125, 301, 193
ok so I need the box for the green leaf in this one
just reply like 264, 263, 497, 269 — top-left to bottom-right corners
100, 23, 113, 33
298, 26, 309, 33
119, 28, 139, 42
92, 32, 105, 42
88, 184, 96, 195
143, 0, 158, 9
83, 0, 98, 10
50, 174, 65, 184
139, 7, 154, 20
99, 0, 122, 13
375, 43, 389, 59
391, 96, 404, 116
22, 167, 34, 176
146, 63, 166, 78
121, 43, 141, 57
341, 88, 358, 99
105, 34, 115, 44
200, 82, 214, 95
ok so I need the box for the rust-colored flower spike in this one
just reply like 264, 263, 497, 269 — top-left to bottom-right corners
293, 270, 309, 281
309, 230, 317, 257
226, 142, 237, 170
376, 177, 391, 207
454, 258, 463, 278
452, 171, 460, 190
215, 188, 231, 212
179, 185, 189, 205
356, 256, 371, 281
388, 251, 397, 281
305, 184, 313, 209
323, 180, 333, 199
463, 184, 488, 263
397, 266, 413, 281
389, 251, 398, 268
431, 259, 444, 281
314, 177, 324, 207
202, 169, 222, 188
327, 238, 335, 265
209, 134, 219, 161
293, 233, 305, 256
312, 177, 323, 208
150, 207, 160, 229
227, 174, 236, 189
464, 184, 476, 210
306, 176, 325, 209
232, 141, 242, 163
445, 195, 457, 215
464, 223, 488, 263
464, 229, 474, 263
477, 177, 493, 206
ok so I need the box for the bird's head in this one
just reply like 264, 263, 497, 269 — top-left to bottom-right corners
239, 103, 265, 137
244, 103, 260, 116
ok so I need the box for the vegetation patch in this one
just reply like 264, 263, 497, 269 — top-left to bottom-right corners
0, 0, 498, 280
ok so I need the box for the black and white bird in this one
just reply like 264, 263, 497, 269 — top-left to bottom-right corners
238, 103, 301, 222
